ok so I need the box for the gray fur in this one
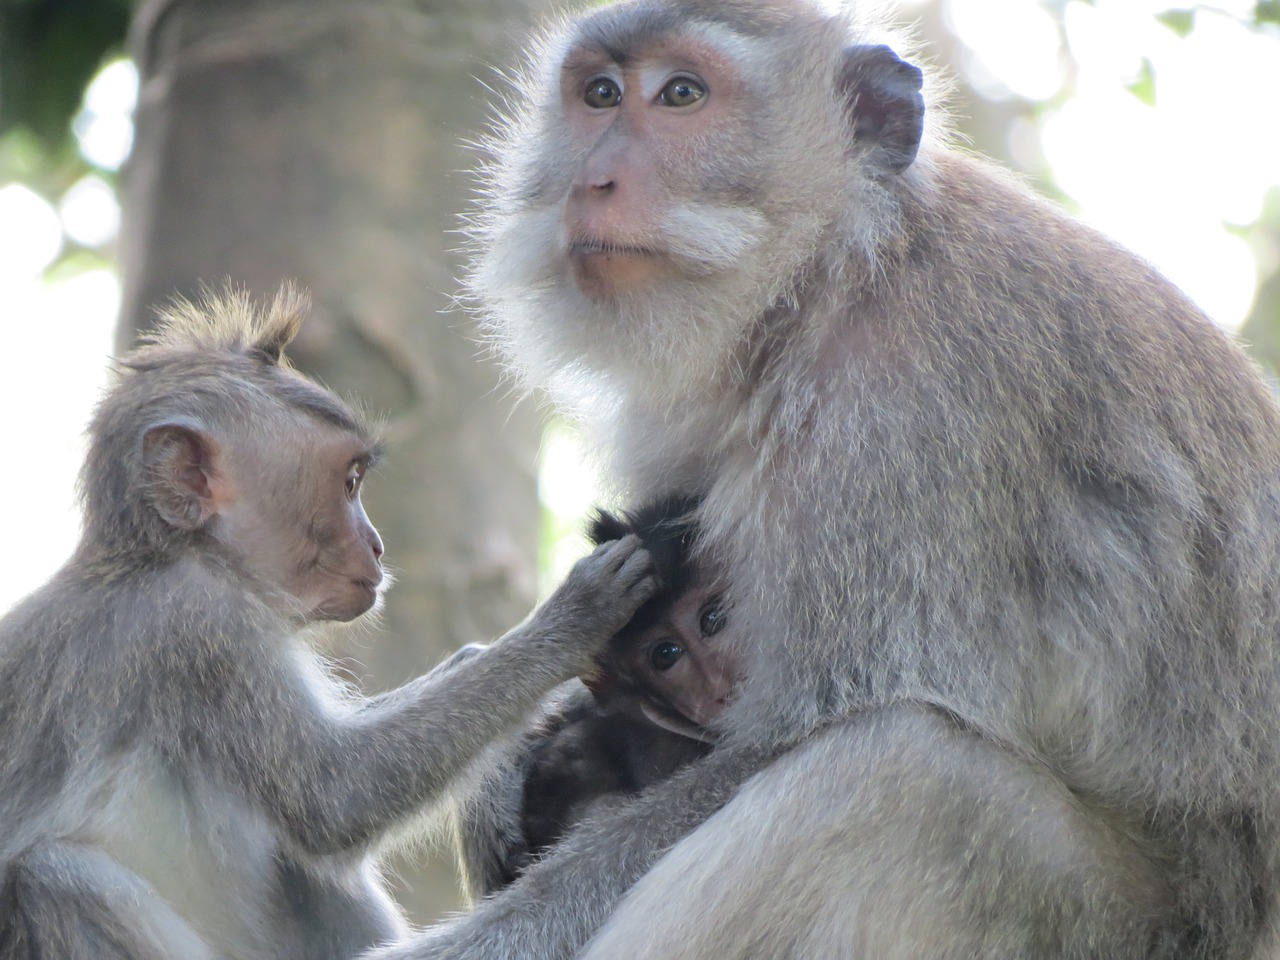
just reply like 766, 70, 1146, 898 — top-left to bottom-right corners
369, 1, 1280, 958
0, 290, 656, 959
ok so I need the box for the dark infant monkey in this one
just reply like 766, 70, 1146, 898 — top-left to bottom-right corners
516, 498, 743, 875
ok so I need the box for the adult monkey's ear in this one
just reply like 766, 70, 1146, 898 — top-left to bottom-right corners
839, 44, 925, 177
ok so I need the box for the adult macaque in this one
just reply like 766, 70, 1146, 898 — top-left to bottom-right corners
0, 289, 656, 960
515, 499, 738, 878
368, 1, 1280, 958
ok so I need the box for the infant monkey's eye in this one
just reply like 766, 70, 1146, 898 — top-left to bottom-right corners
700, 603, 727, 637
649, 641, 685, 671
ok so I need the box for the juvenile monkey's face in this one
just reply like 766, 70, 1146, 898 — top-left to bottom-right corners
215, 426, 384, 623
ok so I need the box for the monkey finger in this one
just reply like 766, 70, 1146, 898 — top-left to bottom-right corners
625, 575, 660, 611
587, 533, 633, 556
609, 534, 648, 571
617, 547, 659, 592
570, 535, 641, 584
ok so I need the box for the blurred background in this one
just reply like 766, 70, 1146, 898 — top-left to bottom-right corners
1, 0, 1277, 924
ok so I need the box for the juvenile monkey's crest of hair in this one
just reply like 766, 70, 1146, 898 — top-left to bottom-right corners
137, 283, 308, 367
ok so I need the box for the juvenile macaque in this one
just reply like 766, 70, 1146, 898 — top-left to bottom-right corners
0, 288, 655, 960
365, 1, 1280, 958
517, 499, 739, 872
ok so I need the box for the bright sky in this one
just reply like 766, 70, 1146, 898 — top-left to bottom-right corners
1, 1, 1278, 613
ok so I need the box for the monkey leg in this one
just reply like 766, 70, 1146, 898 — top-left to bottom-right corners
453, 735, 538, 900
452, 682, 627, 900
580, 704, 1173, 960
0, 839, 216, 960
273, 853, 409, 959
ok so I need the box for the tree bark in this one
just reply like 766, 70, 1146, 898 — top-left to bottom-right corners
119, 0, 546, 922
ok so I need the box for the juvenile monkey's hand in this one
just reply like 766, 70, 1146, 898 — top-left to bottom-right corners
528, 535, 657, 672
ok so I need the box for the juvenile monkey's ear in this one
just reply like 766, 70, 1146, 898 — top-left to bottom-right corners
838, 44, 924, 177
141, 420, 226, 531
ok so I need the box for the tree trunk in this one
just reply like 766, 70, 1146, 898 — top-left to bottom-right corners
119, 0, 546, 922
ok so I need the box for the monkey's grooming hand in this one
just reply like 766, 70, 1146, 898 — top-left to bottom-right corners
527, 535, 657, 675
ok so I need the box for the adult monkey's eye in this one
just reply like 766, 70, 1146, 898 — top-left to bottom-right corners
649, 641, 685, 671
658, 76, 706, 107
584, 77, 622, 108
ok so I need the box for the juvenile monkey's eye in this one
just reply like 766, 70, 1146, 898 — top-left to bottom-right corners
584, 77, 622, 108
700, 604, 727, 636
658, 76, 706, 107
345, 462, 365, 499
649, 641, 684, 672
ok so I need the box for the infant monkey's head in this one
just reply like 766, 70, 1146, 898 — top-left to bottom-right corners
585, 497, 742, 741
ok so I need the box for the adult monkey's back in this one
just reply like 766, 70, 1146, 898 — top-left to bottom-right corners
368, 1, 1280, 958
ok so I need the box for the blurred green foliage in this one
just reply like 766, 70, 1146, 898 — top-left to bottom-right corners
1238, 187, 1280, 381
1124, 57, 1157, 107
0, 0, 128, 204
0, 0, 129, 270
0, 0, 129, 147
1154, 9, 1196, 37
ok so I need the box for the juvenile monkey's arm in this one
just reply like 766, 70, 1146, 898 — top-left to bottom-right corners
194, 537, 655, 854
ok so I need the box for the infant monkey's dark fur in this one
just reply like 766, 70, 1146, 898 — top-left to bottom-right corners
0, 288, 655, 960
519, 497, 738, 869
518, 699, 710, 870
